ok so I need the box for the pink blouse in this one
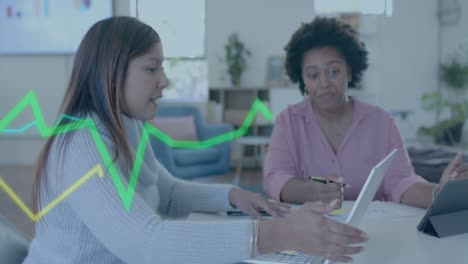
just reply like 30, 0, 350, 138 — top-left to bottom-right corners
264, 97, 426, 203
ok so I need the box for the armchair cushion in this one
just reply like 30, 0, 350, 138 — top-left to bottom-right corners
174, 148, 220, 166
150, 104, 232, 179
200, 123, 234, 140
150, 116, 198, 140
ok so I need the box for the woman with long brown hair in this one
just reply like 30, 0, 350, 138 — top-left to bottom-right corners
23, 16, 367, 264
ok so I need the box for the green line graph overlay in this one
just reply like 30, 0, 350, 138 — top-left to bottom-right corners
0, 90, 273, 209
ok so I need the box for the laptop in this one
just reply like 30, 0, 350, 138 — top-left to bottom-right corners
242, 148, 398, 264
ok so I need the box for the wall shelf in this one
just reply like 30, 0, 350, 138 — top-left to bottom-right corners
209, 87, 273, 167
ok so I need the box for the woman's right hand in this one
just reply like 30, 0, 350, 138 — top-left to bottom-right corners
258, 200, 367, 263
309, 175, 344, 207
279, 176, 344, 206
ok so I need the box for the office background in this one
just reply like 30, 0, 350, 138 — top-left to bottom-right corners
1, 0, 467, 240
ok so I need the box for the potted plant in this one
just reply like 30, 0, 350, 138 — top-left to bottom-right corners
418, 91, 467, 145
225, 33, 251, 87
418, 56, 468, 145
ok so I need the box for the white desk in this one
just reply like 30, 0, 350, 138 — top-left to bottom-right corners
189, 201, 468, 264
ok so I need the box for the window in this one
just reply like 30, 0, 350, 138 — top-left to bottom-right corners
137, 0, 207, 100
314, 0, 393, 16
137, 0, 205, 58
163, 59, 208, 100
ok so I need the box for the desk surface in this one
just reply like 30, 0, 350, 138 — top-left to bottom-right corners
189, 201, 468, 264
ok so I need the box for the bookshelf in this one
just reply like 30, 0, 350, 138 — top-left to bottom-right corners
209, 87, 274, 168
208, 87, 273, 136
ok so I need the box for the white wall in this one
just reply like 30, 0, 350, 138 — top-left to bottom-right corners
366, 0, 439, 140
0, 55, 72, 165
206, 0, 315, 87
439, 0, 468, 143
441, 0, 468, 59
207, 0, 441, 141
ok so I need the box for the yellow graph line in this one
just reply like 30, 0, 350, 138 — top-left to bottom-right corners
0, 164, 104, 222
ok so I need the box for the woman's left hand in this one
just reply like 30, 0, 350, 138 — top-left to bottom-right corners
436, 153, 468, 197
228, 187, 291, 220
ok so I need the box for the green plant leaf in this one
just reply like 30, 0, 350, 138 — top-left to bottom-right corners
224, 33, 250, 85
440, 57, 468, 90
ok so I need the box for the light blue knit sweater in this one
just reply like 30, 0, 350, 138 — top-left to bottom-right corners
23, 114, 251, 264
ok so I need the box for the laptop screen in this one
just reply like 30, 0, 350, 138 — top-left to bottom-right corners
345, 148, 398, 226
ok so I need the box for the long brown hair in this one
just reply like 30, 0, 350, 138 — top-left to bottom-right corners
33, 17, 160, 213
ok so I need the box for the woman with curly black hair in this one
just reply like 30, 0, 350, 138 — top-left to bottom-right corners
264, 17, 468, 209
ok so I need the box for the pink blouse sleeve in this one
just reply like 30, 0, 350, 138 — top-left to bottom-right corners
383, 117, 427, 203
264, 111, 299, 201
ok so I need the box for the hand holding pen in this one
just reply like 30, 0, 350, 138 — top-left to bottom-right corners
308, 175, 348, 208
309, 176, 352, 188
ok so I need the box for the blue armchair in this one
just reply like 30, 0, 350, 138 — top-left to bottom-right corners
150, 104, 233, 179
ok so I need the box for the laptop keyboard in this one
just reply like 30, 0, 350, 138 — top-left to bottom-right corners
255, 251, 324, 264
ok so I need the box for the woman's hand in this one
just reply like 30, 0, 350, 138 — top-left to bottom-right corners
309, 175, 344, 208
259, 200, 367, 263
279, 176, 344, 206
228, 187, 291, 220
436, 153, 468, 197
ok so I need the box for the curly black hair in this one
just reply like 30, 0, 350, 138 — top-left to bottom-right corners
284, 17, 369, 95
